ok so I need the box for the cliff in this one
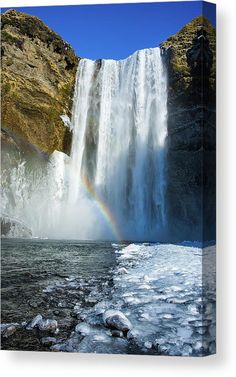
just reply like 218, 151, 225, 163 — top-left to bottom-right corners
1, 9, 78, 155
160, 16, 216, 241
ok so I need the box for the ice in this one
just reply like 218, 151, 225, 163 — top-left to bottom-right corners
106, 243, 216, 356
75, 322, 92, 336
60, 114, 72, 131
144, 341, 153, 349
40, 242, 216, 356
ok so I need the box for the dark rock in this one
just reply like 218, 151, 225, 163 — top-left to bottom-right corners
160, 16, 216, 242
111, 330, 123, 338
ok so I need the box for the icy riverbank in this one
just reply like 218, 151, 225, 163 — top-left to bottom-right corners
1, 240, 216, 356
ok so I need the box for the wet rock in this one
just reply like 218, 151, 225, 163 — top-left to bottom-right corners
37, 319, 58, 333
55, 287, 65, 294
158, 344, 170, 355
103, 309, 132, 333
41, 336, 57, 346
1, 324, 17, 338
111, 330, 123, 338
25, 314, 43, 330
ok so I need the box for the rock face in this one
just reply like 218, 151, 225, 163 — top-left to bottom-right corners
1, 9, 78, 155
160, 16, 216, 242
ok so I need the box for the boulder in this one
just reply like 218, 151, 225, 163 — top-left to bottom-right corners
103, 310, 132, 333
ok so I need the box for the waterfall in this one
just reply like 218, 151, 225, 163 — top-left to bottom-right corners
1, 47, 168, 241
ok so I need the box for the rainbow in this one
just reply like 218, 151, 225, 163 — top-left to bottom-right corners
81, 174, 123, 241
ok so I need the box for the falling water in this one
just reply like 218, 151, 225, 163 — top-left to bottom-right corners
1, 47, 168, 241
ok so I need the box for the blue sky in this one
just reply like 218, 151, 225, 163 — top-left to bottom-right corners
2, 1, 216, 60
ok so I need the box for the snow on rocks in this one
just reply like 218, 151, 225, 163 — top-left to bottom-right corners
25, 314, 43, 330
25, 314, 58, 333
103, 309, 132, 333
37, 319, 58, 333
144, 341, 153, 349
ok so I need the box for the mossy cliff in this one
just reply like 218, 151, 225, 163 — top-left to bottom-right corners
1, 9, 78, 155
160, 16, 216, 241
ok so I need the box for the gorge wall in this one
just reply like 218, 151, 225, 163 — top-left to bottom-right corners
161, 16, 216, 242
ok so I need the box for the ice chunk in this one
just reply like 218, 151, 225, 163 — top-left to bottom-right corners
75, 322, 92, 336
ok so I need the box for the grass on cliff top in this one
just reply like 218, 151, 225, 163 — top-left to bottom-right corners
160, 16, 216, 81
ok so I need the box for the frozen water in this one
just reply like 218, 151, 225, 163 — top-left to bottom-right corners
1, 240, 216, 356
70, 242, 215, 356
105, 243, 216, 356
